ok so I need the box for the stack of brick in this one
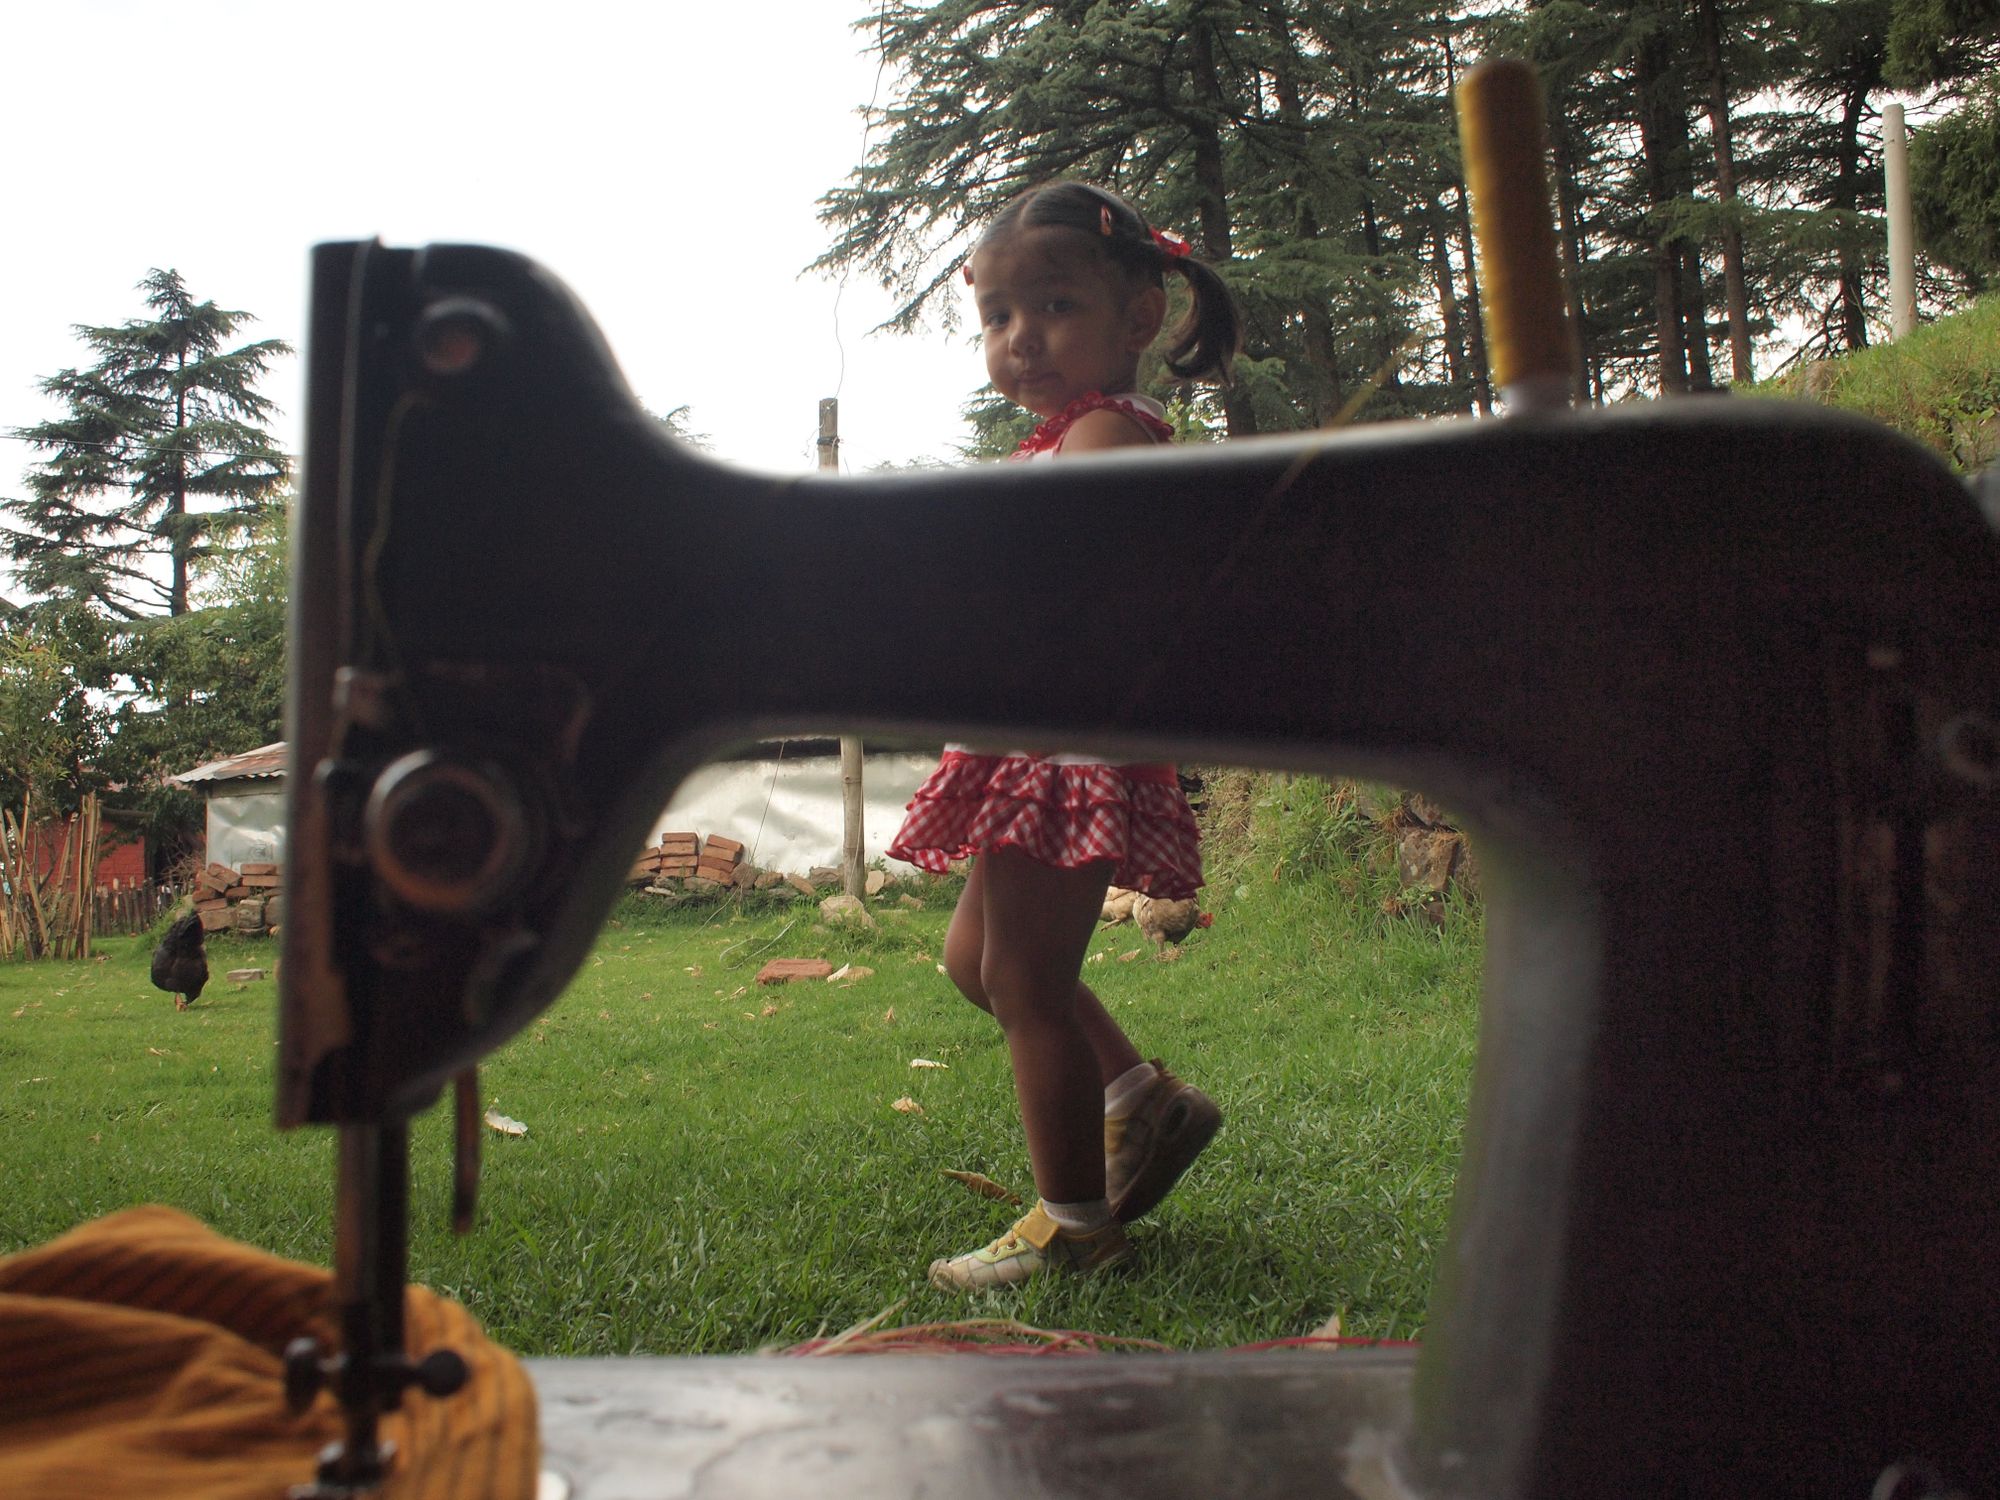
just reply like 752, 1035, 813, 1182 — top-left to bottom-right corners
192, 862, 285, 934
694, 835, 744, 888
628, 832, 756, 893
628, 832, 701, 885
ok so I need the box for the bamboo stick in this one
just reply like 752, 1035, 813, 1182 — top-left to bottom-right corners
77, 795, 99, 959
49, 814, 75, 960
0, 806, 17, 958
15, 802, 52, 959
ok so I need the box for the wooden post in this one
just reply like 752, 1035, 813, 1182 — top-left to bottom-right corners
821, 398, 868, 901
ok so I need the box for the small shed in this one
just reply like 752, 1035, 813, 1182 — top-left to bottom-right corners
173, 742, 288, 871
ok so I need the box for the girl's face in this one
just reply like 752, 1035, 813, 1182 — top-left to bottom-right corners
969, 225, 1167, 420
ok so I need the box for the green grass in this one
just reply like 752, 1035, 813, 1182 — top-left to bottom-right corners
0, 851, 1481, 1356
1747, 292, 2000, 473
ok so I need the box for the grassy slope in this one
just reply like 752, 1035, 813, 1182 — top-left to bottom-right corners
0, 832, 1480, 1355
1748, 294, 2000, 474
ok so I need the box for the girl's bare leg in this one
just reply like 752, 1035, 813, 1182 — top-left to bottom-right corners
975, 848, 1119, 1204
943, 858, 1143, 1084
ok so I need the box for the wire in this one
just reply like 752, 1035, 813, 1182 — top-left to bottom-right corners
828, 0, 895, 422
745, 737, 788, 871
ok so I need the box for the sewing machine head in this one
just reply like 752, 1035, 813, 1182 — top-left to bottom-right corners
278, 240, 2000, 1497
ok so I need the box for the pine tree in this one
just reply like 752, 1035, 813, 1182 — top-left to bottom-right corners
4, 270, 290, 618
813, 0, 1483, 436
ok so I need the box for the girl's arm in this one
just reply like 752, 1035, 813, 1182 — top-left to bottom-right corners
1057, 407, 1166, 455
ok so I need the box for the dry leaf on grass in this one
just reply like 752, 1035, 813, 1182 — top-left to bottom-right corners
1119, 950, 1142, 963
483, 1110, 528, 1137
761, 1003, 779, 1017
891, 1096, 924, 1115
909, 1058, 948, 1069
941, 1170, 1021, 1205
935, 963, 948, 976
147, 1047, 168, 1057
1086, 952, 1106, 964
882, 1007, 896, 1024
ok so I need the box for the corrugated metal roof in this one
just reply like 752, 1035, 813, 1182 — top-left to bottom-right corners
174, 742, 289, 785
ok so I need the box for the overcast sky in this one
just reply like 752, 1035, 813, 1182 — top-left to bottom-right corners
1, 1, 974, 598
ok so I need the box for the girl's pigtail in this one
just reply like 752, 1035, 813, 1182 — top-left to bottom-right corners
1160, 254, 1242, 386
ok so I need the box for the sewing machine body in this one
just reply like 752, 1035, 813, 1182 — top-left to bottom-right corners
282, 240, 2000, 1498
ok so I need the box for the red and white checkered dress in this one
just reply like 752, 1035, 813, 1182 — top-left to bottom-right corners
886, 392, 1204, 899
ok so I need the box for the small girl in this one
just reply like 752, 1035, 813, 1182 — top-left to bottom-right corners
887, 181, 1240, 1291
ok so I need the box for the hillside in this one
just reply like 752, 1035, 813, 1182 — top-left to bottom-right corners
1752, 296, 2000, 476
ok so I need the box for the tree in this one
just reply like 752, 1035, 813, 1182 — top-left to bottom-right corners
4, 270, 290, 619
814, 0, 1490, 438
1912, 81, 2000, 287
98, 505, 290, 855
0, 604, 115, 815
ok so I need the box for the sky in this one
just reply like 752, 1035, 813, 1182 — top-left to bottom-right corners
0, 1, 975, 598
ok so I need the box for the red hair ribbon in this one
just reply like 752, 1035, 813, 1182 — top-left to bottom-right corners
1100, 205, 1115, 237
962, 263, 974, 285
1150, 227, 1191, 258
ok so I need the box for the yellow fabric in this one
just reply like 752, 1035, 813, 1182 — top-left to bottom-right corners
0, 1206, 537, 1500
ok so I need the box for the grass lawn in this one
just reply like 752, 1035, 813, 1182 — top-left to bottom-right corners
0, 860, 1482, 1356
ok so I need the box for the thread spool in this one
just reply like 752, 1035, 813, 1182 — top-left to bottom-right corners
1454, 58, 1578, 412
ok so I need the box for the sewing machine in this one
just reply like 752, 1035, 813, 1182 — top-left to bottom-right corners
276, 231, 1999, 1498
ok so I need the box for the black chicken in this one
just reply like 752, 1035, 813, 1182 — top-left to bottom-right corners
150, 911, 209, 1011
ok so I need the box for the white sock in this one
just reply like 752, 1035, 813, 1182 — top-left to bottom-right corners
1041, 1197, 1112, 1234
1104, 1061, 1159, 1119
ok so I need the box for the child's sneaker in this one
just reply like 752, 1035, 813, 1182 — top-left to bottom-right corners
927, 1202, 1132, 1291
1105, 1061, 1222, 1223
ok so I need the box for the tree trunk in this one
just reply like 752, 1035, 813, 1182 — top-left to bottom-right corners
1680, 244, 1716, 390
1835, 84, 1871, 350
1439, 26, 1493, 412
1548, 103, 1596, 405
171, 355, 189, 615
1697, 0, 1755, 381
1431, 212, 1471, 410
1189, 20, 1256, 435
1637, 33, 1690, 395
1264, 1, 1345, 424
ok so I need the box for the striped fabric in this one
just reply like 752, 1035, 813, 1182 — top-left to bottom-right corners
0, 1205, 537, 1499
888, 751, 1204, 899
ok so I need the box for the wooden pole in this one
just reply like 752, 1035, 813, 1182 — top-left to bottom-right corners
822, 398, 868, 901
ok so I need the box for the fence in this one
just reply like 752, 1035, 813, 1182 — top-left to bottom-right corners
89, 878, 173, 939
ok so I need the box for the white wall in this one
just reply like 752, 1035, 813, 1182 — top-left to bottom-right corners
647, 752, 937, 874
206, 788, 287, 870
197, 751, 942, 877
